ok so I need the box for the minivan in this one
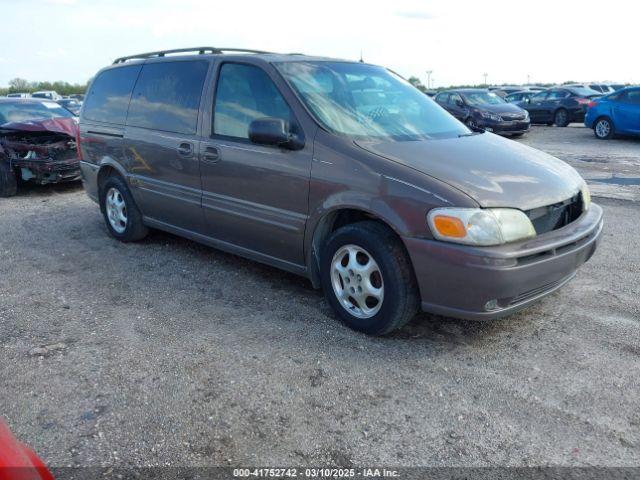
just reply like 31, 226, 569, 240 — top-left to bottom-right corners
79, 47, 603, 335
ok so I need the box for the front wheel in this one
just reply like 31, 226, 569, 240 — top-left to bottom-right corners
99, 175, 148, 242
320, 221, 419, 335
594, 117, 614, 139
0, 161, 18, 198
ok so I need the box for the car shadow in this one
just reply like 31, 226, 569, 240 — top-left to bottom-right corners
139, 227, 525, 348
14, 180, 83, 198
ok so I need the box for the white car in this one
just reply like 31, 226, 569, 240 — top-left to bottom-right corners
31, 90, 62, 101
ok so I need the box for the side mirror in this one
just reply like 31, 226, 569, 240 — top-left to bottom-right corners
248, 117, 303, 150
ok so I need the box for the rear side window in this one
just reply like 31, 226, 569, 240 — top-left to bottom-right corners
627, 90, 640, 105
435, 93, 449, 104
127, 61, 209, 135
83, 65, 141, 124
548, 90, 569, 100
448, 93, 462, 105
213, 63, 293, 139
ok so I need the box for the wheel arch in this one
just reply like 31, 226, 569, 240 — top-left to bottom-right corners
306, 206, 407, 289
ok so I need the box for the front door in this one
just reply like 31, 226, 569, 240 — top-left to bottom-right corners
447, 92, 466, 121
526, 91, 548, 122
199, 62, 312, 267
613, 90, 640, 133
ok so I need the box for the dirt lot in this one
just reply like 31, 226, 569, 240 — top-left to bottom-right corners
519, 125, 640, 201
1, 126, 639, 468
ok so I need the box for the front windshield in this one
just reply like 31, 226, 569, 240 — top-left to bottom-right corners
462, 91, 506, 106
0, 101, 74, 124
276, 61, 468, 140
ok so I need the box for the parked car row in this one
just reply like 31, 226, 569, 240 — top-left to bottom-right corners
434, 83, 640, 138
4, 91, 84, 115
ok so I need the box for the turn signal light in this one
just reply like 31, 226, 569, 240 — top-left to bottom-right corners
433, 215, 466, 238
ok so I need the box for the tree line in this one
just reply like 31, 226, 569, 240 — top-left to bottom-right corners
1, 77, 88, 96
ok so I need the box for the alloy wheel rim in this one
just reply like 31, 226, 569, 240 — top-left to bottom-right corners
331, 245, 384, 319
595, 120, 610, 138
105, 187, 127, 234
556, 110, 567, 125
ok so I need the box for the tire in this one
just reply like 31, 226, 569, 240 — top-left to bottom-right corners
320, 221, 419, 335
553, 108, 569, 127
593, 116, 614, 140
99, 174, 148, 242
510, 133, 525, 138
0, 161, 18, 198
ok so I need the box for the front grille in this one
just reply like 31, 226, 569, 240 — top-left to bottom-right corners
509, 276, 569, 306
525, 193, 583, 234
501, 113, 526, 121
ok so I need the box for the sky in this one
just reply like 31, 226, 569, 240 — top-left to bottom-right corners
0, 0, 638, 88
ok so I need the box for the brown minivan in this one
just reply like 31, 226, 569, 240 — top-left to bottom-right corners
78, 47, 603, 335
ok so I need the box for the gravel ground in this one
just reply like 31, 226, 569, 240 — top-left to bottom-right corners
1, 126, 639, 468
518, 124, 640, 201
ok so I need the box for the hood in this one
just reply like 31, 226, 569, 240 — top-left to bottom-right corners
356, 133, 584, 211
470, 103, 525, 115
0, 117, 78, 138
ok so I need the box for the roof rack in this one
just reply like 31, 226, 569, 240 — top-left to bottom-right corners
112, 47, 274, 64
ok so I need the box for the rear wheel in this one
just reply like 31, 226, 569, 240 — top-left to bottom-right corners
99, 175, 148, 242
0, 161, 18, 198
320, 221, 419, 335
554, 108, 569, 127
594, 116, 614, 140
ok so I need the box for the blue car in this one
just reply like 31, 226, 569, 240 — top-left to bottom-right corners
585, 87, 640, 139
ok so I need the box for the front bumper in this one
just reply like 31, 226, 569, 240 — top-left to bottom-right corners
404, 203, 603, 320
15, 158, 80, 185
477, 118, 531, 135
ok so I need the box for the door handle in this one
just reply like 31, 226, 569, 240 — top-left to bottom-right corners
203, 146, 220, 162
177, 142, 193, 157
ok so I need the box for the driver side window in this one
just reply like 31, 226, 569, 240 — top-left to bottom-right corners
213, 63, 293, 139
449, 93, 462, 105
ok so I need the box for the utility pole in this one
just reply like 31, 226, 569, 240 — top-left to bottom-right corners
425, 70, 433, 89
483, 73, 488, 86
527, 74, 530, 85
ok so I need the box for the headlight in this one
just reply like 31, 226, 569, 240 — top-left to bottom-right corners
523, 110, 530, 120
427, 208, 536, 246
581, 183, 591, 211
480, 111, 502, 121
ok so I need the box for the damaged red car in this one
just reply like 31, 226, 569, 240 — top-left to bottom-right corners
0, 98, 80, 197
